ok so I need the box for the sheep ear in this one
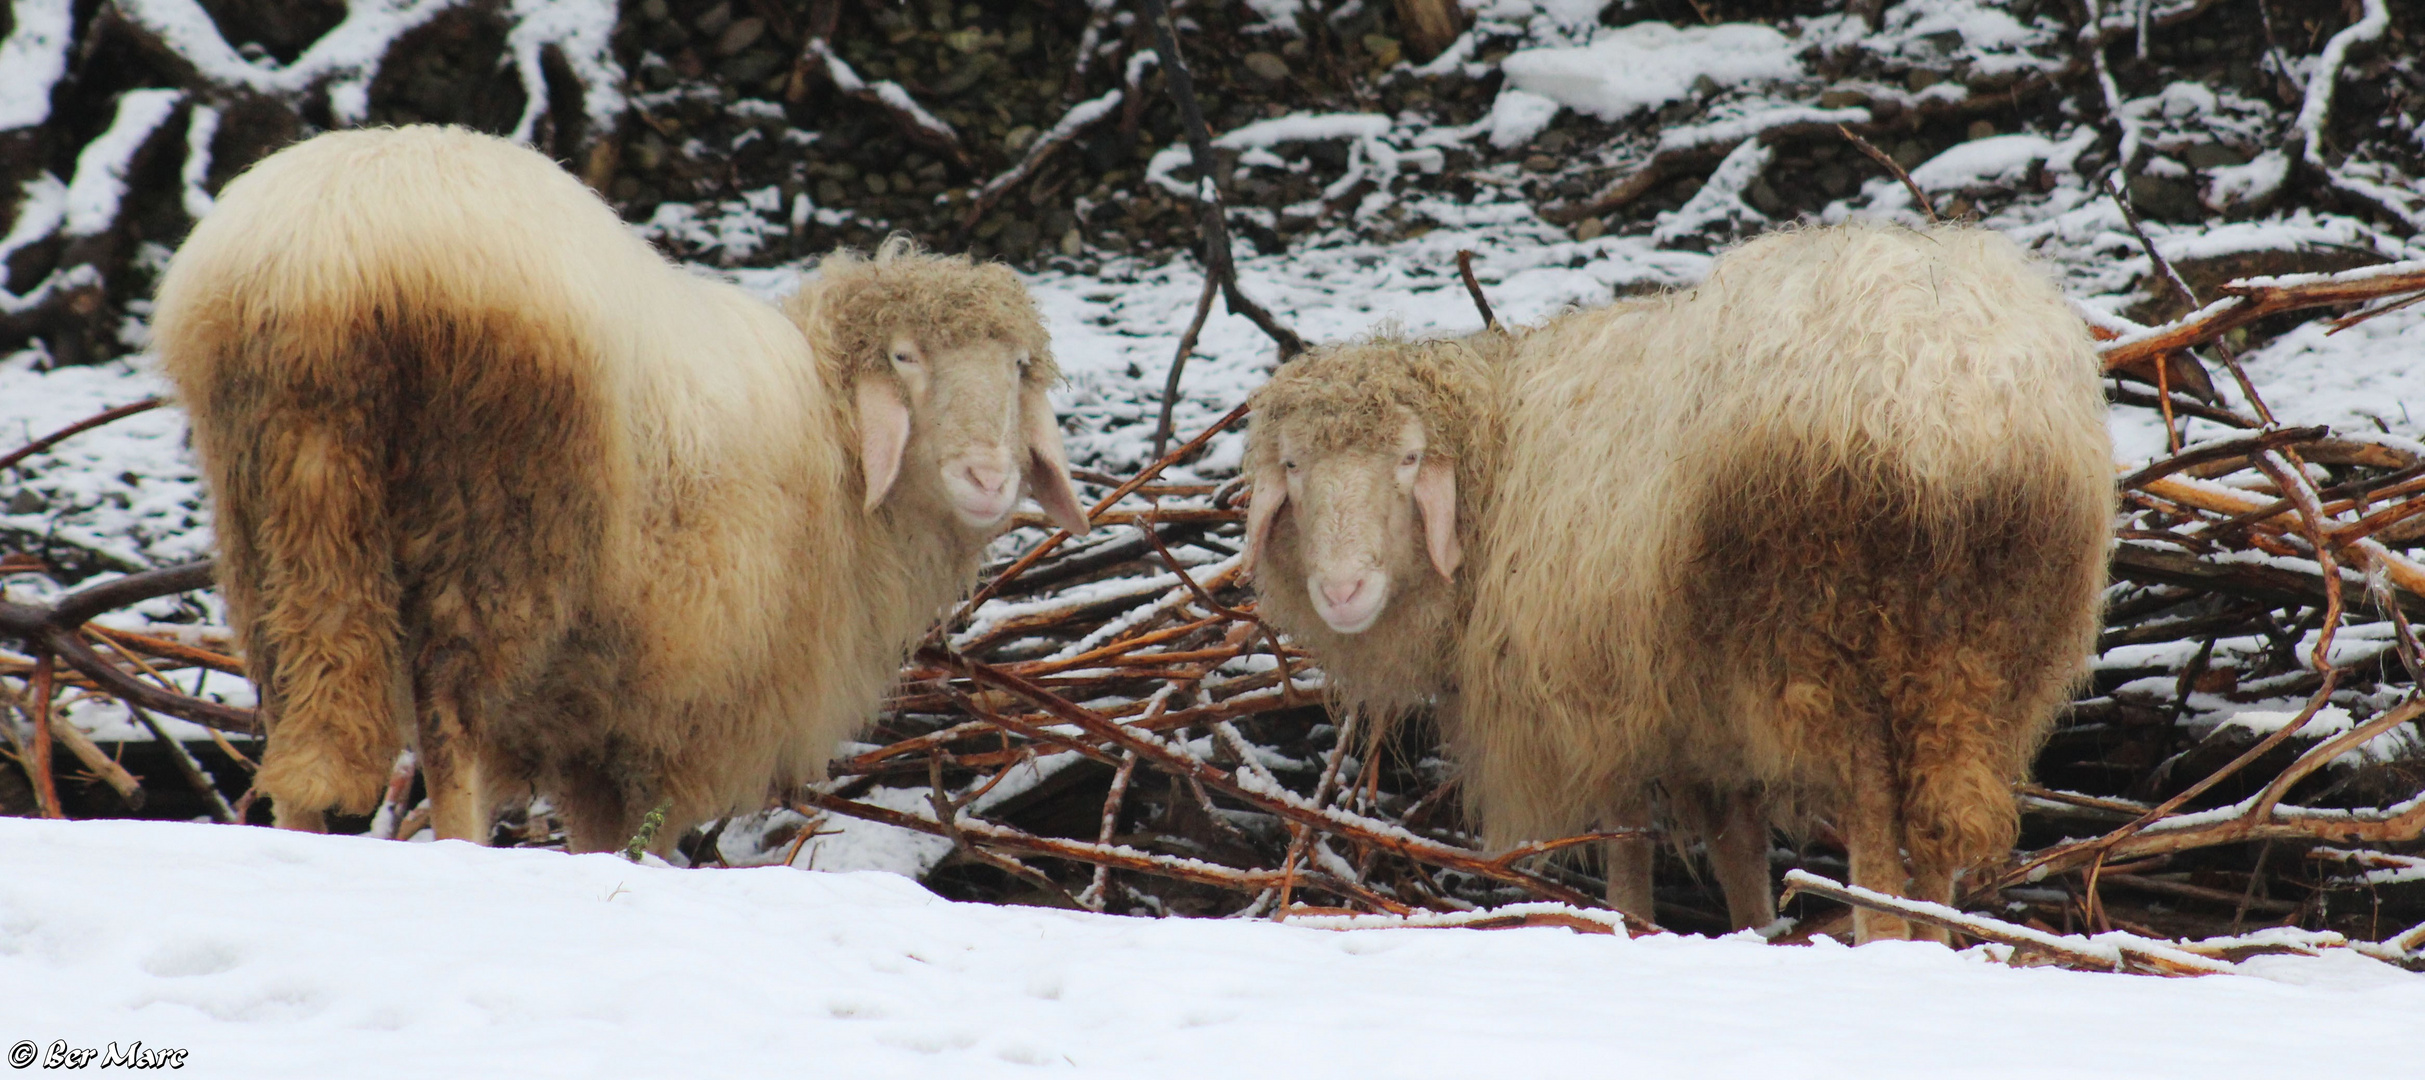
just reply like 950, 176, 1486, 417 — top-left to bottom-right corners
1412, 457, 1460, 580
856, 377, 911, 511
1020, 392, 1092, 534
1242, 461, 1286, 579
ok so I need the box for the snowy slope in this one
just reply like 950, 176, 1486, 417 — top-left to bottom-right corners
1, 817, 2418, 1079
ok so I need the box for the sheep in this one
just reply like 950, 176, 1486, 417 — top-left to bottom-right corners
151, 125, 1091, 853
1244, 222, 2114, 941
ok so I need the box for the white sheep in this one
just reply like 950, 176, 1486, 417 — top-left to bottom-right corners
152, 125, 1091, 852
1245, 222, 2114, 940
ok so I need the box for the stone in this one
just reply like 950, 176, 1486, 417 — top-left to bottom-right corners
696, 1, 731, 37
866, 173, 890, 196
716, 17, 765, 56
1523, 154, 1559, 173
1363, 34, 1401, 68
1906, 68, 1943, 92
1892, 139, 1930, 169
2183, 142, 2249, 170
1817, 89, 1867, 109
1966, 119, 1996, 141
640, 0, 668, 20
1573, 216, 1605, 241
1004, 125, 1037, 152
1243, 52, 1290, 82
1060, 228, 1082, 257
2126, 173, 2201, 221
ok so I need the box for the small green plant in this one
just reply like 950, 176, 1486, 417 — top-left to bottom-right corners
622, 801, 670, 863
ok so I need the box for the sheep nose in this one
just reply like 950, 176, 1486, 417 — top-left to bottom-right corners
961, 463, 1011, 497
1320, 578, 1366, 609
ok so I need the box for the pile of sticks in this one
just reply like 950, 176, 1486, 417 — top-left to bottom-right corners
6, 259, 2425, 975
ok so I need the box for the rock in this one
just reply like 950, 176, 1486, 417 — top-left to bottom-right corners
2126, 173, 2201, 222
1060, 228, 1082, 257
1243, 52, 1290, 82
999, 218, 1039, 256
1892, 140, 1930, 169
1690, 74, 1721, 98
1817, 89, 1867, 109
721, 50, 781, 85
2183, 142, 2249, 170
1362, 34, 1401, 68
696, 1, 731, 37
1573, 216, 1605, 241
1523, 154, 1558, 173
1966, 119, 1996, 141
1745, 175, 1790, 217
1906, 68, 1942, 92
715, 17, 764, 57
7, 489, 44, 514
866, 173, 890, 196
1816, 163, 1855, 197
1003, 125, 1037, 152
640, 0, 668, 21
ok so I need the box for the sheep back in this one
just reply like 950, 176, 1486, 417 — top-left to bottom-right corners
153, 126, 944, 839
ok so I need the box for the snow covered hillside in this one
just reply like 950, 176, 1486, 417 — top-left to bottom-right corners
3, 817, 2421, 1080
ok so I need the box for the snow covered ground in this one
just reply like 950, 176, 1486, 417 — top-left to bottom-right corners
2, 817, 2419, 1079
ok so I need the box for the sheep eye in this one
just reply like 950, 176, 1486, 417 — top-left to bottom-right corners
1401, 452, 1421, 466
1282, 459, 1298, 471
891, 350, 918, 366
1014, 354, 1031, 371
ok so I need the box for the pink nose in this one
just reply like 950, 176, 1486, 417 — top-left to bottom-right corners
962, 464, 1010, 497
1320, 578, 1366, 610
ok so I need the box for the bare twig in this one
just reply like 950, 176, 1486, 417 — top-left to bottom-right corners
1837, 125, 1939, 224
1455, 250, 1498, 331
1153, 272, 1224, 459
0, 398, 164, 475
1136, 0, 1304, 360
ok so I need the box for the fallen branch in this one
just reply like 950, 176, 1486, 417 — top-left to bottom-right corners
1780, 870, 2236, 976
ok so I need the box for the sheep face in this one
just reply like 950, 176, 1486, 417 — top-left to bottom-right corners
1248, 413, 1459, 634
800, 241, 1090, 537
856, 332, 1087, 534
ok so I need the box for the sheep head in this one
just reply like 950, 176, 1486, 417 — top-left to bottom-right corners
796, 239, 1090, 536
1243, 338, 1494, 635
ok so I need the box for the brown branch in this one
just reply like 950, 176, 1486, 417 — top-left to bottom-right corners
2102, 263, 2425, 375
1837, 125, 1938, 224
1136, 0, 1304, 360
918, 646, 1653, 928
0, 398, 164, 475
1152, 271, 1223, 459
939, 401, 1252, 634
1455, 250, 1498, 331
1782, 871, 2234, 976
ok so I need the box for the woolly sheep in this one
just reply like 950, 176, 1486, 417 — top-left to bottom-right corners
1244, 223, 2114, 940
152, 126, 1091, 852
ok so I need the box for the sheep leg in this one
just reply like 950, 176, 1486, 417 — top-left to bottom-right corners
1601, 793, 1657, 926
1843, 746, 1915, 944
552, 766, 634, 856
416, 699, 496, 845
1706, 789, 1776, 931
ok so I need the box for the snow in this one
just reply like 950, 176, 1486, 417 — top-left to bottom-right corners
2212, 705, 2425, 767
113, 0, 465, 102
1, 818, 2418, 1078
1498, 22, 1806, 126
1908, 134, 2057, 192
507, 0, 628, 144
63, 90, 184, 238
0, 0, 73, 131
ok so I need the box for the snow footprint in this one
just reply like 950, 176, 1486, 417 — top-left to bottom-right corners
140, 940, 240, 978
